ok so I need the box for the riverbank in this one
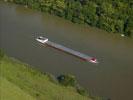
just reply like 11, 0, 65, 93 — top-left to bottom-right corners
0, 51, 104, 100
1, 2, 133, 99
2, 0, 132, 37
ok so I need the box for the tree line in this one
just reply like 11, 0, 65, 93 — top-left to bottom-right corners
5, 0, 133, 37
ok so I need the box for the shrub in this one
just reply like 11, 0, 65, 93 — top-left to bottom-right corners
57, 74, 77, 87
76, 85, 89, 96
0, 49, 5, 60
46, 72, 58, 84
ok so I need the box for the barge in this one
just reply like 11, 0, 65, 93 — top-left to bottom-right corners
36, 36, 98, 64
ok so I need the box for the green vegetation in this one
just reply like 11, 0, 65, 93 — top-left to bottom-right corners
0, 51, 105, 100
0, 50, 4, 60
3, 0, 133, 37
0, 77, 35, 100
57, 74, 89, 96
57, 74, 77, 87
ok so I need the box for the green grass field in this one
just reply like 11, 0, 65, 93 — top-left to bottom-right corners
0, 76, 36, 100
0, 55, 93, 100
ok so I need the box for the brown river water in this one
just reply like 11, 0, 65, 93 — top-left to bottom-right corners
0, 2, 133, 100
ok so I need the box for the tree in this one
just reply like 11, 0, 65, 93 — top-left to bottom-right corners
65, 7, 73, 20
124, 16, 133, 36
39, 0, 54, 12
31, 1, 40, 10
97, 15, 115, 32
52, 0, 66, 17
96, 2, 115, 17
14, 0, 26, 4
82, 1, 98, 26
71, 1, 84, 23
114, 19, 124, 33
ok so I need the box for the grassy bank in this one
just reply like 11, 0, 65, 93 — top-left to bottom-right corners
0, 53, 100, 100
0, 76, 35, 100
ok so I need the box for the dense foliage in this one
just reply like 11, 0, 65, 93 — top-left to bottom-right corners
5, 0, 133, 36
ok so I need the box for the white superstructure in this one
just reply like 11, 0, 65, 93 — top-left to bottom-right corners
36, 36, 48, 43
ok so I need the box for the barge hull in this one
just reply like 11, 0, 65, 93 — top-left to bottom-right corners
46, 41, 93, 61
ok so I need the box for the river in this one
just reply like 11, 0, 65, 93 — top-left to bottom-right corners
0, 2, 133, 100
